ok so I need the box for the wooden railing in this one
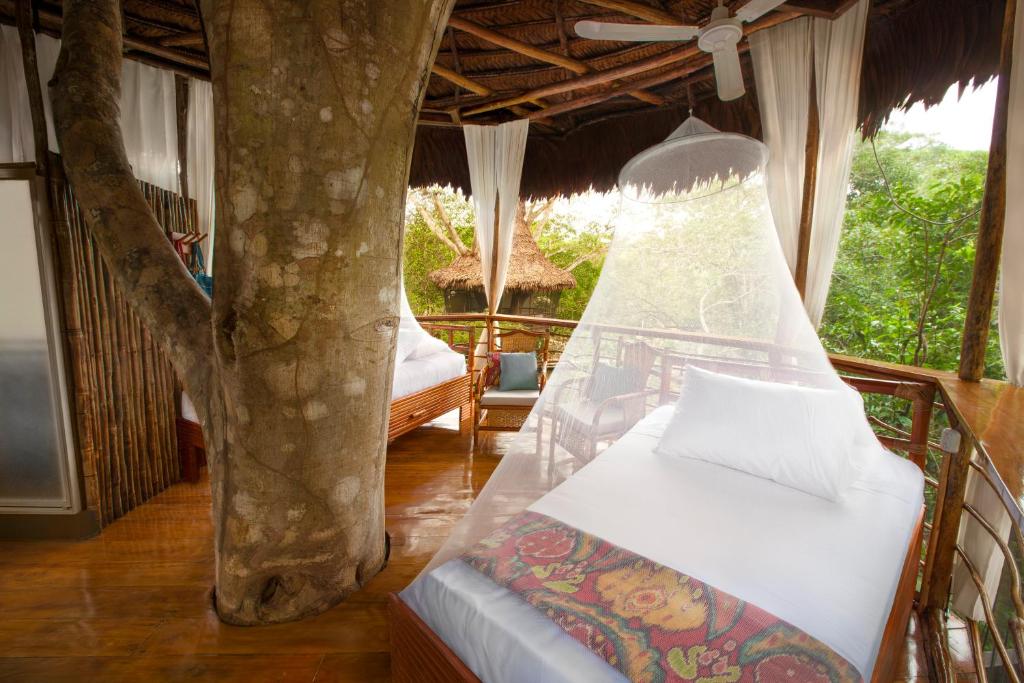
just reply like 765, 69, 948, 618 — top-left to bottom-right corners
420, 312, 1024, 679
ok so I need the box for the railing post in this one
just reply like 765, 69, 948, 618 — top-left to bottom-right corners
922, 426, 972, 611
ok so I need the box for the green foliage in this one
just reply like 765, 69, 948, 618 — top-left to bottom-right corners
819, 131, 1005, 379
402, 187, 612, 321
402, 187, 475, 315
405, 131, 1006, 382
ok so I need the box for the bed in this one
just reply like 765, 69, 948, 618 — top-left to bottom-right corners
392, 404, 925, 683
177, 322, 474, 447
388, 334, 473, 442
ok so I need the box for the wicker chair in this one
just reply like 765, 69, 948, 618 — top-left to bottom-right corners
473, 328, 550, 442
543, 340, 659, 466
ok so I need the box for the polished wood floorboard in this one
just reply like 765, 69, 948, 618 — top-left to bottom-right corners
0, 411, 946, 681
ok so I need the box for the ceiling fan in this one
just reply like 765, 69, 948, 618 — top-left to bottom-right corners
575, 0, 787, 102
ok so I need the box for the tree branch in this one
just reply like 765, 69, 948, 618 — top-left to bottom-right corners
566, 245, 608, 272
50, 0, 213, 406
429, 190, 469, 255
415, 200, 463, 255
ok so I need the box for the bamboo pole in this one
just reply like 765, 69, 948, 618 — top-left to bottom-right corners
462, 11, 794, 119
447, 16, 663, 106
795, 66, 819, 299
959, 0, 1017, 381
175, 75, 190, 201
576, 0, 680, 24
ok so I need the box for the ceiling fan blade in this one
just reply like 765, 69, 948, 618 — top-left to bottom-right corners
574, 20, 700, 42
711, 46, 746, 101
735, 0, 789, 22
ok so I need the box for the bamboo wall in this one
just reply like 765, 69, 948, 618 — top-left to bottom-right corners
49, 170, 196, 526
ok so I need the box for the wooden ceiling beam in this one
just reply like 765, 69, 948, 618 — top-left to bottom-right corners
775, 0, 847, 19
575, 0, 681, 25
448, 15, 665, 108
526, 54, 717, 120
431, 63, 551, 123
159, 32, 205, 48
461, 10, 795, 119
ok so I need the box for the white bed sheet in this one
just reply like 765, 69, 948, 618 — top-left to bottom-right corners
392, 348, 467, 400
403, 405, 924, 683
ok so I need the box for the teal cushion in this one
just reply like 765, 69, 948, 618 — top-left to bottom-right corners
498, 352, 538, 391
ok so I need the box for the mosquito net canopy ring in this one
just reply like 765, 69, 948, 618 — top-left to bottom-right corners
420, 116, 880, 574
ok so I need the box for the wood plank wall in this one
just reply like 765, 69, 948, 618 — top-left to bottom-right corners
48, 169, 197, 527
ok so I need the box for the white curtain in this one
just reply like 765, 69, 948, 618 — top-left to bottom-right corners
750, 18, 813, 272
463, 119, 529, 314
0, 26, 60, 162
120, 59, 178, 193
805, 0, 870, 326
1000, 0, 1024, 386
187, 78, 216, 271
1, 27, 181, 196
749, 2, 868, 326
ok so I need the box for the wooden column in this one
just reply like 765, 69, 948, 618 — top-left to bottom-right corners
15, 0, 48, 177
959, 0, 1018, 381
795, 67, 819, 299
174, 74, 190, 201
487, 198, 501, 351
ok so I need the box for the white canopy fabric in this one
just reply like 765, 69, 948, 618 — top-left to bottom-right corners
805, 0, 870, 326
750, 17, 813, 272
0, 27, 194, 198
421, 117, 888, 580
463, 119, 529, 315
0, 25, 59, 161
1000, 0, 1024, 386
750, 1, 869, 326
187, 78, 216, 268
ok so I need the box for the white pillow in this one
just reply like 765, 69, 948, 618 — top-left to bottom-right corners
655, 366, 867, 501
395, 323, 421, 365
408, 332, 450, 360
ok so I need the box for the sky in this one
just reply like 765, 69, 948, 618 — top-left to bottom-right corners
882, 79, 998, 151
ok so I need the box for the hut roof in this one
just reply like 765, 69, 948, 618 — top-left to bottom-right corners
429, 219, 577, 293
3, 0, 1004, 196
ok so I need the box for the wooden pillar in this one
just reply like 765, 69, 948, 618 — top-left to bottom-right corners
487, 198, 501, 351
174, 74, 190, 201
921, 426, 973, 611
15, 0, 48, 177
959, 0, 1018, 381
795, 66, 819, 300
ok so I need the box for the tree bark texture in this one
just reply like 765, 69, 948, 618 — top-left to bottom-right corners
199, 0, 455, 624
51, 0, 455, 625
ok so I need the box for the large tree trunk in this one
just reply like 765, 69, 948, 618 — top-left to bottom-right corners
52, 0, 454, 625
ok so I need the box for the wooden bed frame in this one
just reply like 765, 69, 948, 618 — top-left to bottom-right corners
387, 322, 476, 443
389, 508, 923, 683
388, 372, 473, 442
390, 371, 935, 682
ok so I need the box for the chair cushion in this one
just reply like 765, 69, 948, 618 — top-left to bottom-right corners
498, 352, 539, 391
480, 387, 540, 407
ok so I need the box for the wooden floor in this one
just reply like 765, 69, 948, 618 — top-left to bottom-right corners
0, 411, 971, 681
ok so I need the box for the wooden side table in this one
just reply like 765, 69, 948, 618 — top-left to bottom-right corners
176, 418, 206, 483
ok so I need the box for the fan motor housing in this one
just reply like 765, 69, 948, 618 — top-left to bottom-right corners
698, 18, 742, 53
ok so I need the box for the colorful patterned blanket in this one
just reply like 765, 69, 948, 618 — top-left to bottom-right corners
461, 511, 863, 683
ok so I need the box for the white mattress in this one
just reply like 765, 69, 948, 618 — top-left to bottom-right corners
403, 406, 924, 683
392, 348, 467, 400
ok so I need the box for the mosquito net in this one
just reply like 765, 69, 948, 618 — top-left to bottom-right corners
420, 116, 876, 574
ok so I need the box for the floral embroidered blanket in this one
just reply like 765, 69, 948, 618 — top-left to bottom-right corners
461, 511, 863, 683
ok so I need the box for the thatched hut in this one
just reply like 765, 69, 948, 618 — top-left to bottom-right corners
429, 219, 576, 317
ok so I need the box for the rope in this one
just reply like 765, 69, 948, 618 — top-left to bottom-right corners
870, 137, 982, 227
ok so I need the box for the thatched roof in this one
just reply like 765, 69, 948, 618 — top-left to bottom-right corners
3, 0, 1004, 196
430, 219, 577, 293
